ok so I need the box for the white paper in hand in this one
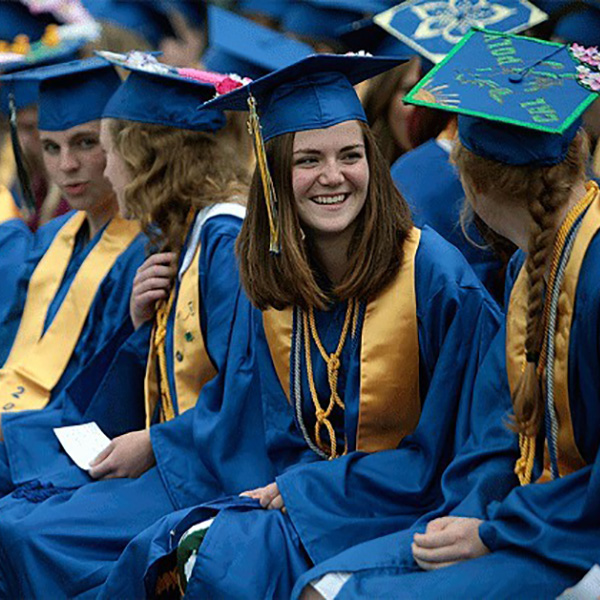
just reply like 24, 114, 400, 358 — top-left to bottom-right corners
54, 422, 112, 471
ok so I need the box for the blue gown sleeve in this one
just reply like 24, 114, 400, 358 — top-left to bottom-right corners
150, 215, 274, 509
479, 260, 600, 572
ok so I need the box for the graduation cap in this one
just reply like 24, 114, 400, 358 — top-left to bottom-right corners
282, 0, 392, 41
237, 0, 291, 21
337, 16, 415, 55
203, 53, 406, 251
0, 37, 88, 113
202, 5, 313, 80
404, 28, 598, 165
552, 1, 600, 46
82, 0, 177, 48
7, 56, 121, 131
0, 2, 60, 43
99, 51, 226, 132
374, 0, 548, 64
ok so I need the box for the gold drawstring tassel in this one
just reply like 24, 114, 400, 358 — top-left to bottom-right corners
247, 93, 280, 254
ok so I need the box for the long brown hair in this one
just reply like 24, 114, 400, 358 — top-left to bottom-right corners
107, 119, 249, 253
237, 120, 413, 311
453, 132, 589, 435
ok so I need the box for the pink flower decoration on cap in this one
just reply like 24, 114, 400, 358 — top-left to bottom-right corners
178, 68, 252, 95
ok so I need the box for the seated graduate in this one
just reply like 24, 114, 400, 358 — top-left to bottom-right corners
109, 52, 504, 600
294, 29, 600, 600
0, 56, 147, 490
0, 50, 275, 600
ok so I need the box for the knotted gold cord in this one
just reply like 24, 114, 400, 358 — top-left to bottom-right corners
302, 300, 357, 459
246, 93, 280, 254
153, 209, 195, 423
515, 189, 595, 485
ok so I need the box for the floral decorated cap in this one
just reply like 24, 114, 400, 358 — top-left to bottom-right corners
202, 52, 406, 141
202, 5, 313, 80
100, 51, 227, 132
373, 0, 547, 64
404, 28, 598, 165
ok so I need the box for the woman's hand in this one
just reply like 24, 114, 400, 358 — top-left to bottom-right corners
88, 429, 156, 480
240, 482, 286, 512
411, 516, 489, 571
130, 252, 177, 329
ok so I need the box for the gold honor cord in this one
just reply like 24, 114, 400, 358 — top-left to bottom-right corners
515, 189, 595, 485
302, 299, 358, 459
246, 94, 280, 254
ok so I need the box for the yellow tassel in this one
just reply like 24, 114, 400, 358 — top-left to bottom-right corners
11, 35, 30, 55
246, 93, 280, 254
515, 433, 536, 485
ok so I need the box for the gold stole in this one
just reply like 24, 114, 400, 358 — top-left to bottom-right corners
0, 185, 22, 223
506, 189, 600, 482
0, 212, 141, 412
144, 242, 216, 427
263, 227, 421, 452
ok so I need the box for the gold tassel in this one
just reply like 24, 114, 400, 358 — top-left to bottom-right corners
246, 93, 280, 254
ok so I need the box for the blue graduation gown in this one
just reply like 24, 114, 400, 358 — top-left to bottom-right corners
0, 218, 34, 310
391, 139, 503, 301
0, 211, 146, 493
0, 213, 274, 599
135, 226, 503, 600
297, 234, 600, 600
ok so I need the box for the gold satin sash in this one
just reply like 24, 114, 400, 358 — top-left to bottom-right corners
0, 212, 141, 412
0, 185, 22, 223
144, 242, 216, 427
506, 186, 600, 481
263, 227, 421, 453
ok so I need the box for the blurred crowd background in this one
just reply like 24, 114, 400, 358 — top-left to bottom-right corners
0, 0, 599, 235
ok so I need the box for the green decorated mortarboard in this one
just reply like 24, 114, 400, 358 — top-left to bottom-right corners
374, 0, 547, 64
404, 28, 598, 165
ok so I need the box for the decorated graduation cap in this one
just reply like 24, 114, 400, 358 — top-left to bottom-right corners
203, 6, 313, 79
203, 53, 406, 252
99, 51, 226, 132
404, 28, 598, 165
0, 2, 60, 43
282, 0, 391, 41
374, 0, 547, 64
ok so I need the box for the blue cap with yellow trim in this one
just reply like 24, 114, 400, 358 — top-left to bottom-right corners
100, 51, 226, 132
404, 28, 598, 165
203, 5, 313, 79
374, 0, 548, 64
202, 53, 407, 141
0, 2, 60, 42
5, 56, 121, 131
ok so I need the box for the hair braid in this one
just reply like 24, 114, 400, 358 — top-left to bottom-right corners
452, 131, 589, 436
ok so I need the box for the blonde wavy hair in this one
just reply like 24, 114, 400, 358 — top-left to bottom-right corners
106, 119, 249, 254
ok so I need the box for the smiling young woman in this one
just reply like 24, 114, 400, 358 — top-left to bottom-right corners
99, 54, 510, 600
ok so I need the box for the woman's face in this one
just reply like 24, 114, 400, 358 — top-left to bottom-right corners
100, 120, 131, 217
292, 120, 369, 241
388, 57, 421, 152
40, 120, 113, 212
